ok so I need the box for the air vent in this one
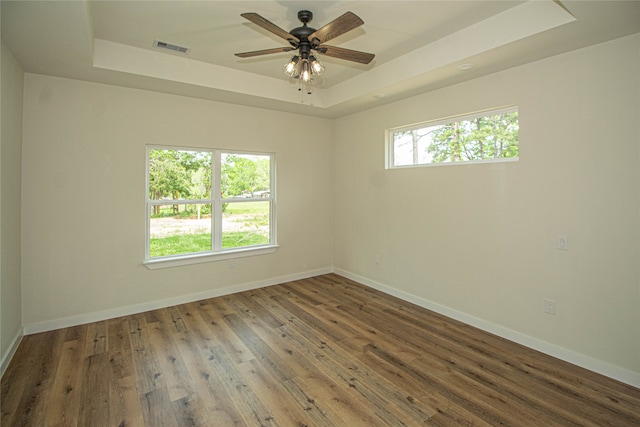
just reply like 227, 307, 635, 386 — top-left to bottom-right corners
153, 40, 190, 54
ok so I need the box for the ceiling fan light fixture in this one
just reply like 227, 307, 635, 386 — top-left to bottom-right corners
284, 55, 321, 94
283, 56, 299, 77
309, 56, 325, 76
300, 59, 311, 82
283, 55, 325, 94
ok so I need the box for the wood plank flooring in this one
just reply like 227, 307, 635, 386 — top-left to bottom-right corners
2, 274, 639, 426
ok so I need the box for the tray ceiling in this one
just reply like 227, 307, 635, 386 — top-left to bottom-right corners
2, 1, 639, 118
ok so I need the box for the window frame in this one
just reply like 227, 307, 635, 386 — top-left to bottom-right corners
386, 106, 519, 169
144, 145, 277, 269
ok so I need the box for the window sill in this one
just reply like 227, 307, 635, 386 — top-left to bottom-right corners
143, 245, 279, 270
388, 157, 519, 170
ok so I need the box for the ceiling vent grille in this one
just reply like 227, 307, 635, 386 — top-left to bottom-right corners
153, 40, 190, 54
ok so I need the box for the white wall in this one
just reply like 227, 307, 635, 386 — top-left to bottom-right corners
334, 34, 640, 383
1, 41, 24, 372
20, 75, 334, 329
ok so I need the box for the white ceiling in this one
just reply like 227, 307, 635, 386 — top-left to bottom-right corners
2, 1, 639, 118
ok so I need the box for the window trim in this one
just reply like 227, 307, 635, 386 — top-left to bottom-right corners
386, 106, 519, 169
143, 145, 277, 269
143, 245, 279, 270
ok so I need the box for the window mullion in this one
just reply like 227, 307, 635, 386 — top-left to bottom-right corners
269, 153, 276, 246
145, 202, 151, 259
212, 150, 222, 252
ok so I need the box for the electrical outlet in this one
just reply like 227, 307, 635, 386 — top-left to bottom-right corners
544, 299, 557, 315
228, 259, 235, 269
373, 254, 381, 265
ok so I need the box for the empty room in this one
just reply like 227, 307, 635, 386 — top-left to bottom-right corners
1, 1, 639, 425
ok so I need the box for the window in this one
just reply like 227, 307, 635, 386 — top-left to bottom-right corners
145, 147, 276, 267
387, 106, 519, 168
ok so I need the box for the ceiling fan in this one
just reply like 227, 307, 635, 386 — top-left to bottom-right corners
235, 10, 375, 93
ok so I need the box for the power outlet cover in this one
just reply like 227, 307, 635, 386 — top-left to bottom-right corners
544, 299, 557, 315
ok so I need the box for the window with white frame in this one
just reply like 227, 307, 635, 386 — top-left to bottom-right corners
387, 106, 519, 168
145, 147, 275, 263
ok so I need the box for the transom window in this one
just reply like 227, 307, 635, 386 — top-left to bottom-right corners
145, 146, 276, 266
387, 106, 519, 168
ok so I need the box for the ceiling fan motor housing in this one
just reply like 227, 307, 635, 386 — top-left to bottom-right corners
289, 11, 319, 59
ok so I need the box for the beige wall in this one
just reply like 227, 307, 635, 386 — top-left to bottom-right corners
20, 75, 334, 327
1, 41, 24, 369
334, 34, 640, 379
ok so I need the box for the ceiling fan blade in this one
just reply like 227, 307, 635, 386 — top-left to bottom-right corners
308, 12, 364, 44
317, 45, 375, 64
240, 13, 299, 42
235, 47, 295, 58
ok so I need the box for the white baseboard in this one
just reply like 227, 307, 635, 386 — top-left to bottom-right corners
334, 268, 640, 389
23, 267, 333, 335
1, 330, 24, 378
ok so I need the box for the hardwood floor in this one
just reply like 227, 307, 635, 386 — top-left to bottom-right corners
2, 274, 639, 426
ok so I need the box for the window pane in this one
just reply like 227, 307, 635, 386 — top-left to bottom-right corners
149, 149, 212, 201
222, 201, 270, 249
221, 153, 271, 198
149, 203, 212, 257
391, 109, 519, 167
